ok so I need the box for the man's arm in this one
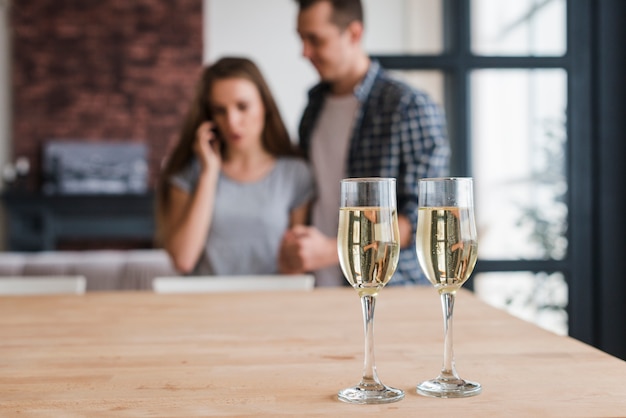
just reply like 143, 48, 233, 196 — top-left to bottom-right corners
395, 92, 450, 244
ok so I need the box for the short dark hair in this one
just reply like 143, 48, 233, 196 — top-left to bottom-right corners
295, 0, 363, 30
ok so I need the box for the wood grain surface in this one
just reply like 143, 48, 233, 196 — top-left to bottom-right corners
1, 287, 624, 417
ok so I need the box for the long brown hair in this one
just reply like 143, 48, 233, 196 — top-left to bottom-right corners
155, 57, 299, 239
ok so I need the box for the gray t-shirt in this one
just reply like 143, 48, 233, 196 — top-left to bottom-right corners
170, 157, 315, 275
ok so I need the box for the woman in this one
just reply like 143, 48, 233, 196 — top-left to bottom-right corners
157, 57, 314, 275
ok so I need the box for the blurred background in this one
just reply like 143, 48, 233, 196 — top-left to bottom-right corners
0, 0, 624, 360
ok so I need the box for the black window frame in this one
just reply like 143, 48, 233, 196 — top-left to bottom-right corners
371, 0, 594, 346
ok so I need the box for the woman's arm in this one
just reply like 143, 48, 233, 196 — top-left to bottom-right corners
278, 202, 310, 274
162, 122, 222, 273
289, 202, 310, 227
161, 171, 219, 273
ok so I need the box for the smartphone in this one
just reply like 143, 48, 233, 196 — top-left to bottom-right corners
207, 121, 225, 154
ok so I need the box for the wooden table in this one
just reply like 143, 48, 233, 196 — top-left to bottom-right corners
1, 287, 625, 416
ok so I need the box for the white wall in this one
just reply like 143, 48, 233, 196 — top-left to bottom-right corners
205, 0, 317, 138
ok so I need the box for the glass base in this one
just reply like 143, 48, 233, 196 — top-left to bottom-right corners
416, 377, 481, 398
338, 383, 405, 404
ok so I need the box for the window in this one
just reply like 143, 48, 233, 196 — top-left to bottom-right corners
369, 0, 586, 338
471, 0, 566, 56
471, 69, 567, 261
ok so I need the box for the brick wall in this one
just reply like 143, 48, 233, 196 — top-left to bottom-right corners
10, 0, 203, 191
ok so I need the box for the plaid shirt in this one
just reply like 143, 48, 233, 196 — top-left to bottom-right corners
299, 60, 450, 285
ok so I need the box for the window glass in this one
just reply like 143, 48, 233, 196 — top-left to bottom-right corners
471, 0, 566, 56
471, 69, 567, 260
364, 0, 443, 55
474, 271, 568, 335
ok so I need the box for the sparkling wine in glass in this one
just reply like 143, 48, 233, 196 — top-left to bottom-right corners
336, 177, 404, 404
415, 177, 481, 398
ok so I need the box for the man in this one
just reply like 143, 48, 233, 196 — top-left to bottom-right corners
279, 0, 450, 286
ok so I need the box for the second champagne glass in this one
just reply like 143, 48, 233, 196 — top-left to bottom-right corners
337, 177, 404, 404
415, 177, 481, 398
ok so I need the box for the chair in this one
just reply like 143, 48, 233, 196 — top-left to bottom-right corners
0, 276, 87, 295
152, 274, 315, 294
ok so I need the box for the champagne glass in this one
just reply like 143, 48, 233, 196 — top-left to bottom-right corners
337, 177, 404, 404
415, 177, 481, 398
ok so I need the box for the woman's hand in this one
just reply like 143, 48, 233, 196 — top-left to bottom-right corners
194, 121, 222, 175
278, 225, 339, 273
164, 122, 222, 273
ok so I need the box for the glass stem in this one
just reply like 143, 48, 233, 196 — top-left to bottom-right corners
360, 295, 382, 388
440, 291, 460, 381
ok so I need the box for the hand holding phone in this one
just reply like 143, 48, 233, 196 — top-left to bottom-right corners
195, 121, 222, 173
